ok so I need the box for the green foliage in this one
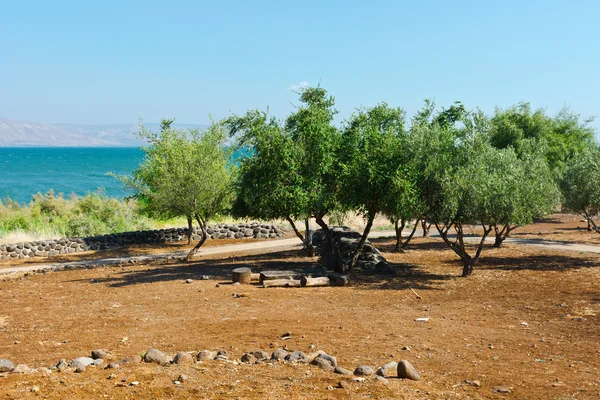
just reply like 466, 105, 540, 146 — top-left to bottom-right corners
490, 103, 595, 176
0, 191, 154, 240
560, 146, 600, 225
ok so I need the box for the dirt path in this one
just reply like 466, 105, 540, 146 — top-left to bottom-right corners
2, 229, 600, 276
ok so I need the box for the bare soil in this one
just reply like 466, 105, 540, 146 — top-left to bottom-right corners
0, 215, 599, 399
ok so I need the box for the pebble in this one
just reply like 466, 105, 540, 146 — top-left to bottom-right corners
173, 352, 193, 365
493, 386, 512, 393
334, 366, 354, 375
178, 374, 190, 383
285, 351, 308, 363
338, 380, 348, 389
376, 361, 398, 377
216, 349, 229, 361
397, 360, 420, 381
352, 377, 366, 383
465, 380, 481, 387
70, 357, 95, 370
144, 349, 172, 365
0, 359, 14, 373
197, 350, 216, 361
30, 386, 40, 393
310, 357, 334, 371
185, 279, 193, 284
107, 374, 117, 380
201, 275, 210, 280
241, 353, 257, 364
354, 365, 375, 376
56, 359, 69, 372
375, 376, 388, 383
250, 350, 270, 362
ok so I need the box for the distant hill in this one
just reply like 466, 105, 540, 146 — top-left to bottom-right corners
0, 118, 206, 147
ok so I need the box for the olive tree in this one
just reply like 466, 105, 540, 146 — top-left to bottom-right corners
114, 119, 235, 258
225, 110, 315, 256
339, 103, 412, 269
560, 146, 600, 232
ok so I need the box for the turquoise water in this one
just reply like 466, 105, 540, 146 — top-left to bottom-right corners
0, 147, 145, 204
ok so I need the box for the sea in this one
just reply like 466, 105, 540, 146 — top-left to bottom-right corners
0, 147, 145, 204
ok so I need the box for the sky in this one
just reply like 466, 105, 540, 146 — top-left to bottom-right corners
1, 0, 599, 131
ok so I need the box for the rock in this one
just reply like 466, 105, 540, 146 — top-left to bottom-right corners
285, 351, 308, 363
465, 380, 481, 387
108, 355, 142, 369
338, 380, 348, 389
75, 366, 86, 373
376, 361, 398, 377
397, 360, 420, 381
352, 377, 366, 383
35, 367, 52, 375
354, 365, 375, 376
315, 351, 337, 367
241, 353, 257, 364
178, 374, 190, 383
12, 364, 32, 374
185, 279, 193, 284
493, 386, 512, 393
93, 359, 104, 367
91, 349, 110, 360
70, 357, 95, 370
310, 357, 334, 371
56, 359, 69, 372
271, 349, 288, 361
334, 366, 354, 375
30, 386, 40, 393
216, 349, 229, 360
0, 360, 15, 373
196, 350, 216, 361
250, 350, 270, 362
144, 349, 171, 365
173, 352, 193, 365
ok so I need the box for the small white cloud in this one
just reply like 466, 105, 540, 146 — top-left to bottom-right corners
288, 81, 310, 91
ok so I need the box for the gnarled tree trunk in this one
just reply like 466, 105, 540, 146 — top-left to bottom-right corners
286, 216, 315, 257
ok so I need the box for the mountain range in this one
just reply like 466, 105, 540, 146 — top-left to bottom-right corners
0, 118, 206, 147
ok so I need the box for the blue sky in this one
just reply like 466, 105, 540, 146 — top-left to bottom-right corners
1, 0, 598, 130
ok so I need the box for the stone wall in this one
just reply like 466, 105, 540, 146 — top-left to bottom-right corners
0, 223, 286, 261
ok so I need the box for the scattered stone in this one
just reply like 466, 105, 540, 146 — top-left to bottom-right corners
315, 351, 337, 367
173, 352, 193, 365
70, 357, 95, 370
310, 357, 334, 371
178, 374, 190, 383
173, 380, 181, 385
106, 355, 142, 369
0, 360, 14, 373
465, 380, 481, 387
402, 346, 411, 351
397, 360, 420, 381
241, 353, 257, 364
354, 366, 374, 376
12, 364, 32, 374
250, 350, 269, 362
338, 380, 348, 389
376, 361, 398, 377
285, 351, 308, 363
493, 386, 512, 393
93, 359, 104, 367
216, 349, 229, 361
30, 386, 40, 393
375, 376, 388, 383
280, 332, 292, 340
35, 367, 52, 375
326, 385, 334, 390
107, 373, 117, 380
144, 349, 172, 365
271, 349, 288, 361
334, 366, 354, 375
197, 350, 216, 362
75, 366, 86, 373
352, 377, 366, 383
200, 275, 210, 280
56, 359, 69, 372
130, 381, 139, 386
185, 279, 193, 284
91, 349, 110, 360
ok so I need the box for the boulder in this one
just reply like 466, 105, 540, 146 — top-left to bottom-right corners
310, 357, 333, 371
144, 349, 171, 365
334, 366, 354, 375
70, 357, 95, 370
271, 349, 288, 361
285, 351, 308, 363
11, 364, 32, 374
250, 350, 270, 362
91, 349, 110, 360
240, 353, 257, 364
315, 351, 337, 367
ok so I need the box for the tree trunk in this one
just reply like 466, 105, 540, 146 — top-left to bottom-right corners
300, 276, 330, 287
187, 214, 208, 259
327, 272, 349, 286
315, 215, 343, 273
262, 279, 301, 288
186, 215, 193, 245
232, 267, 252, 284
348, 212, 375, 272
461, 257, 474, 277
304, 218, 314, 257
421, 218, 431, 237
394, 219, 406, 253
286, 216, 314, 257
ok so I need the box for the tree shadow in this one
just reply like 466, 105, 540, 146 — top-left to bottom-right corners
352, 261, 454, 291
479, 254, 600, 272
370, 238, 449, 253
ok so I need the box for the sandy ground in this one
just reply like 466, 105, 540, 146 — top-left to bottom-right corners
0, 221, 599, 399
